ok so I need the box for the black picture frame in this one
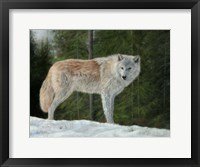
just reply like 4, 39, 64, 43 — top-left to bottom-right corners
0, 0, 199, 166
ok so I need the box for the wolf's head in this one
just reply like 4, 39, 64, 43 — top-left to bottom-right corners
116, 54, 141, 84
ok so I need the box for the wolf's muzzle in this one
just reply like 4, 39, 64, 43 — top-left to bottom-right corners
122, 76, 126, 80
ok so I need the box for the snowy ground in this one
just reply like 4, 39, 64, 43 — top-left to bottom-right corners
30, 116, 170, 137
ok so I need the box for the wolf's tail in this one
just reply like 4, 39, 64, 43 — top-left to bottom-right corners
39, 75, 54, 113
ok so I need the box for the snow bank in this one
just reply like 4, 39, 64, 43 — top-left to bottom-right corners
30, 116, 170, 137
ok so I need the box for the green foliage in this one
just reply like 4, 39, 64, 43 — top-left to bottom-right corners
30, 31, 51, 118
52, 30, 88, 61
30, 30, 170, 129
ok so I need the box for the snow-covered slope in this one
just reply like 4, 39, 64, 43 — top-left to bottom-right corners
30, 117, 170, 137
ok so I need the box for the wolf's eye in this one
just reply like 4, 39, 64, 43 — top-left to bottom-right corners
121, 67, 124, 70
128, 67, 132, 70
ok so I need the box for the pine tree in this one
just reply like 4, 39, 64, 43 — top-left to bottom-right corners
30, 31, 51, 118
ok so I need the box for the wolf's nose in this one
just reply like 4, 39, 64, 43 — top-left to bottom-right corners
122, 76, 126, 80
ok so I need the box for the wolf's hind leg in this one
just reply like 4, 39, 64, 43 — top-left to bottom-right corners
101, 94, 115, 123
48, 88, 73, 120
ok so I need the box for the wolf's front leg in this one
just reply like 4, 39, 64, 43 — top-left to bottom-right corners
101, 94, 115, 123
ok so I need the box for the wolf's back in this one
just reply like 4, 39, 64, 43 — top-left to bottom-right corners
39, 74, 54, 112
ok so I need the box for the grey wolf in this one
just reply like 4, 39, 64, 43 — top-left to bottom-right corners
40, 54, 141, 123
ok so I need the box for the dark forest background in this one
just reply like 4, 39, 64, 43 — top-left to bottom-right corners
30, 30, 170, 129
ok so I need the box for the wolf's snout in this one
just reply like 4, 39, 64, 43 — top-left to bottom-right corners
122, 75, 126, 80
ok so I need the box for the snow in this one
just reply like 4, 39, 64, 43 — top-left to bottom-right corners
30, 116, 170, 137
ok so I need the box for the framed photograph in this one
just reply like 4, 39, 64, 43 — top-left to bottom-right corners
30, 29, 170, 138
1, 0, 199, 167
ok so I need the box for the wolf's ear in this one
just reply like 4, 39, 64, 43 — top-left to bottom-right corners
118, 55, 124, 61
134, 55, 140, 63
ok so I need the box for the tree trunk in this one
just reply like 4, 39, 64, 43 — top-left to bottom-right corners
88, 30, 95, 120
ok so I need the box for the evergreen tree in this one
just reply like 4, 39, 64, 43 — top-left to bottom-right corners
30, 31, 51, 118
